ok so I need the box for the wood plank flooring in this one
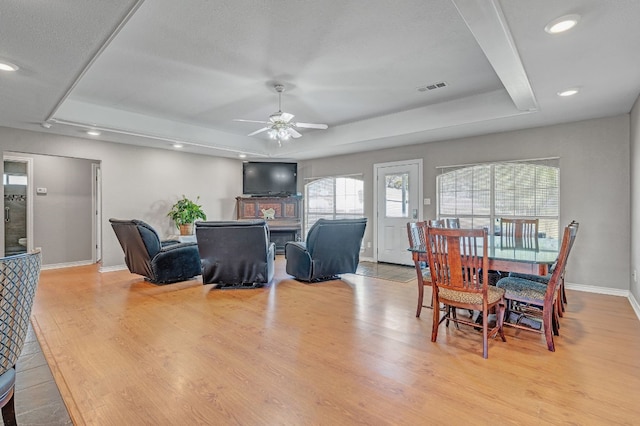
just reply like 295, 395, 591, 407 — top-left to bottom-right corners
29, 256, 640, 425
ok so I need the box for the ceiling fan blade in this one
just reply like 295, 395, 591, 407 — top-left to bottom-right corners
234, 119, 270, 124
289, 128, 302, 138
247, 127, 270, 136
294, 122, 328, 130
280, 112, 295, 123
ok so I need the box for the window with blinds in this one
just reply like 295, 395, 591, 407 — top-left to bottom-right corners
437, 159, 560, 239
304, 176, 364, 235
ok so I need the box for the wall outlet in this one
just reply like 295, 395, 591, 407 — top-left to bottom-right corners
423, 198, 431, 205
367, 241, 372, 248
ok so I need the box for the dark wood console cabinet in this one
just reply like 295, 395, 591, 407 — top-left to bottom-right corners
236, 196, 303, 254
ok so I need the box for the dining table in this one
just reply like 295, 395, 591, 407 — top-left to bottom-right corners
408, 234, 559, 275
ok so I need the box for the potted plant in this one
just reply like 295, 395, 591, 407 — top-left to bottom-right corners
167, 195, 207, 235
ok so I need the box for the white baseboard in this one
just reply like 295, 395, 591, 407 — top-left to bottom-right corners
41, 260, 95, 271
360, 256, 375, 263
565, 282, 629, 297
565, 282, 640, 321
99, 264, 128, 273
629, 292, 640, 321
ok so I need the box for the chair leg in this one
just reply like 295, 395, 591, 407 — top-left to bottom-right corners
482, 309, 489, 359
1, 391, 17, 426
416, 280, 424, 318
543, 307, 556, 352
497, 302, 506, 342
431, 297, 440, 343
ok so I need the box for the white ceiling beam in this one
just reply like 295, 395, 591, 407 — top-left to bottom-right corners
452, 0, 538, 112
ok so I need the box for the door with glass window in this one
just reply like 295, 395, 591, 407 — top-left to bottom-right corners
375, 160, 421, 265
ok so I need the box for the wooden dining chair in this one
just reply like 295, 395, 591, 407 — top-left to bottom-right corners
496, 223, 577, 351
445, 218, 460, 229
0, 250, 42, 426
407, 222, 432, 316
508, 220, 579, 316
428, 219, 445, 228
500, 218, 539, 250
424, 226, 506, 359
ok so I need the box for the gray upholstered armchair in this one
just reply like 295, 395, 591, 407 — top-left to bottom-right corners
195, 220, 275, 288
109, 219, 202, 284
0, 250, 41, 425
285, 218, 367, 282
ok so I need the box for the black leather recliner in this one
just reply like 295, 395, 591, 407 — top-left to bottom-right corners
285, 218, 367, 282
195, 220, 275, 288
109, 219, 202, 284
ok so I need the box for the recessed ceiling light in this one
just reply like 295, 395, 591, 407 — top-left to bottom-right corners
86, 130, 101, 136
172, 143, 184, 148
0, 61, 19, 72
557, 88, 579, 97
238, 154, 247, 158
545, 14, 580, 34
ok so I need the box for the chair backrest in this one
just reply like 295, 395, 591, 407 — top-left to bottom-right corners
196, 220, 272, 284
109, 219, 161, 278
543, 224, 578, 302
500, 218, 539, 250
0, 250, 41, 374
406, 221, 427, 251
306, 218, 367, 258
195, 220, 271, 257
428, 219, 445, 228
425, 227, 488, 293
445, 218, 460, 229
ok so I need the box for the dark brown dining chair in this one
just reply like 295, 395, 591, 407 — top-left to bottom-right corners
407, 222, 432, 316
500, 218, 539, 250
428, 219, 445, 228
445, 218, 460, 229
508, 220, 579, 316
0, 250, 42, 426
496, 223, 577, 351
424, 226, 506, 359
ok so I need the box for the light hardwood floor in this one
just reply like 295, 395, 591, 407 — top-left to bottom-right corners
30, 256, 640, 425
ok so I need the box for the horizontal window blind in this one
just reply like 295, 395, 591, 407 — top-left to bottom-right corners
437, 159, 560, 239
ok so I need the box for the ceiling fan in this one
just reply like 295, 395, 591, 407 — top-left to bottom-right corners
234, 84, 328, 145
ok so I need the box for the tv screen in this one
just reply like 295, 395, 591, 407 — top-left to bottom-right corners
242, 162, 298, 196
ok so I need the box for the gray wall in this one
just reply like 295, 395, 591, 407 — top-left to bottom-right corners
0, 126, 242, 268
630, 95, 640, 302
300, 114, 631, 290
0, 112, 633, 290
27, 153, 95, 265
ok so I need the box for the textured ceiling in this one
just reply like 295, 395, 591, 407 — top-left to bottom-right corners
1, 0, 640, 160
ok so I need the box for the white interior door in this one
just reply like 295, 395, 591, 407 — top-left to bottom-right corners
375, 160, 422, 265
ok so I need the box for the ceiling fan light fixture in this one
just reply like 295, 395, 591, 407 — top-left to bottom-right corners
234, 83, 328, 144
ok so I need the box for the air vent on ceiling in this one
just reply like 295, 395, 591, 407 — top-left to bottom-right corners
417, 81, 448, 92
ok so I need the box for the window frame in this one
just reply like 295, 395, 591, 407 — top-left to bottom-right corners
304, 175, 365, 237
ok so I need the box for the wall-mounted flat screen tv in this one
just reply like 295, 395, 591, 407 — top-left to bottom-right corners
242, 162, 298, 196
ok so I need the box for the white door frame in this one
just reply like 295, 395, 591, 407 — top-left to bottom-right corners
3, 155, 34, 255
91, 163, 102, 263
373, 159, 423, 263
